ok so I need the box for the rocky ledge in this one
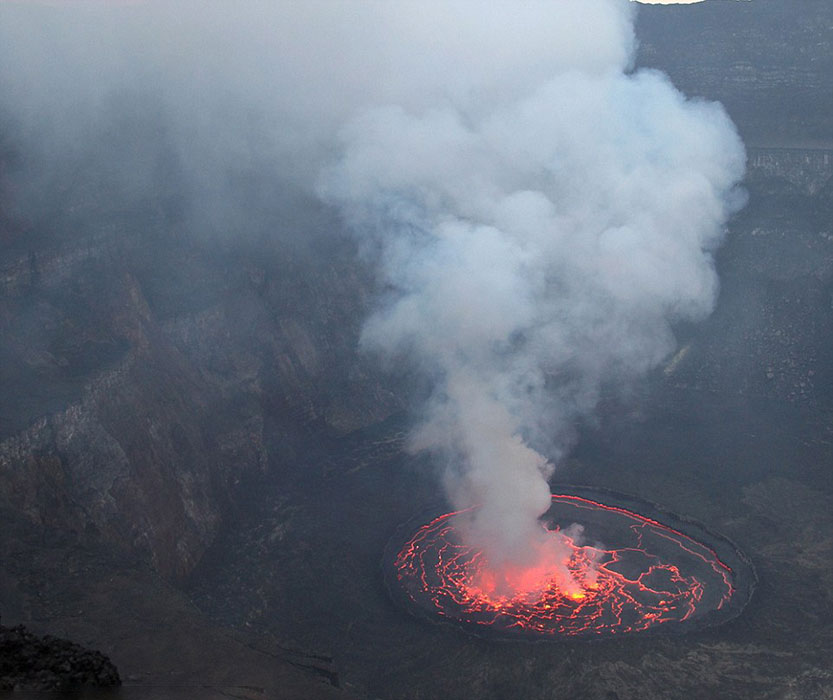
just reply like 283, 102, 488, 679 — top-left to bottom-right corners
0, 621, 120, 692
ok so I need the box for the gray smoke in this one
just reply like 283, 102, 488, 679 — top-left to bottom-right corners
0, 0, 745, 579
316, 1, 746, 575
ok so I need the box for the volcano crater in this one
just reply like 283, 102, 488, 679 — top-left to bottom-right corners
384, 487, 756, 641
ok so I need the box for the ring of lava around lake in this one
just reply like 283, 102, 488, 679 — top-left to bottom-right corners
384, 489, 755, 640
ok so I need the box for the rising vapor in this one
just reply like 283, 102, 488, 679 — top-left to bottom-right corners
317, 1, 746, 583
0, 0, 745, 585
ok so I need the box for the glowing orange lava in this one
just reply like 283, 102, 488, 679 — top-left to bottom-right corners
389, 494, 752, 639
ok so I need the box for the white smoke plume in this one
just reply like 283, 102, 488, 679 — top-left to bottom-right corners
0, 1, 746, 581
316, 1, 747, 576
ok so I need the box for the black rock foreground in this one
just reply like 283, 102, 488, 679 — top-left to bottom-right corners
0, 621, 120, 692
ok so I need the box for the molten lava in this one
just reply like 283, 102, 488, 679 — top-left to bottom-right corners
388, 493, 754, 639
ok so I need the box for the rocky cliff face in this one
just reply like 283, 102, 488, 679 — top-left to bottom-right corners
0, 188, 401, 579
632, 0, 833, 420
659, 144, 833, 414
636, 0, 833, 147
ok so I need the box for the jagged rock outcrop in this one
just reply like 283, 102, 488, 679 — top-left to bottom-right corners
0, 621, 120, 691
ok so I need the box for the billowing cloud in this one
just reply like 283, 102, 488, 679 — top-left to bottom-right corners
316, 1, 746, 576
0, 0, 745, 581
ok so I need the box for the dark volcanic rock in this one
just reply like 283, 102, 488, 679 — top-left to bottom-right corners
636, 0, 833, 146
0, 621, 120, 691
0, 189, 402, 580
